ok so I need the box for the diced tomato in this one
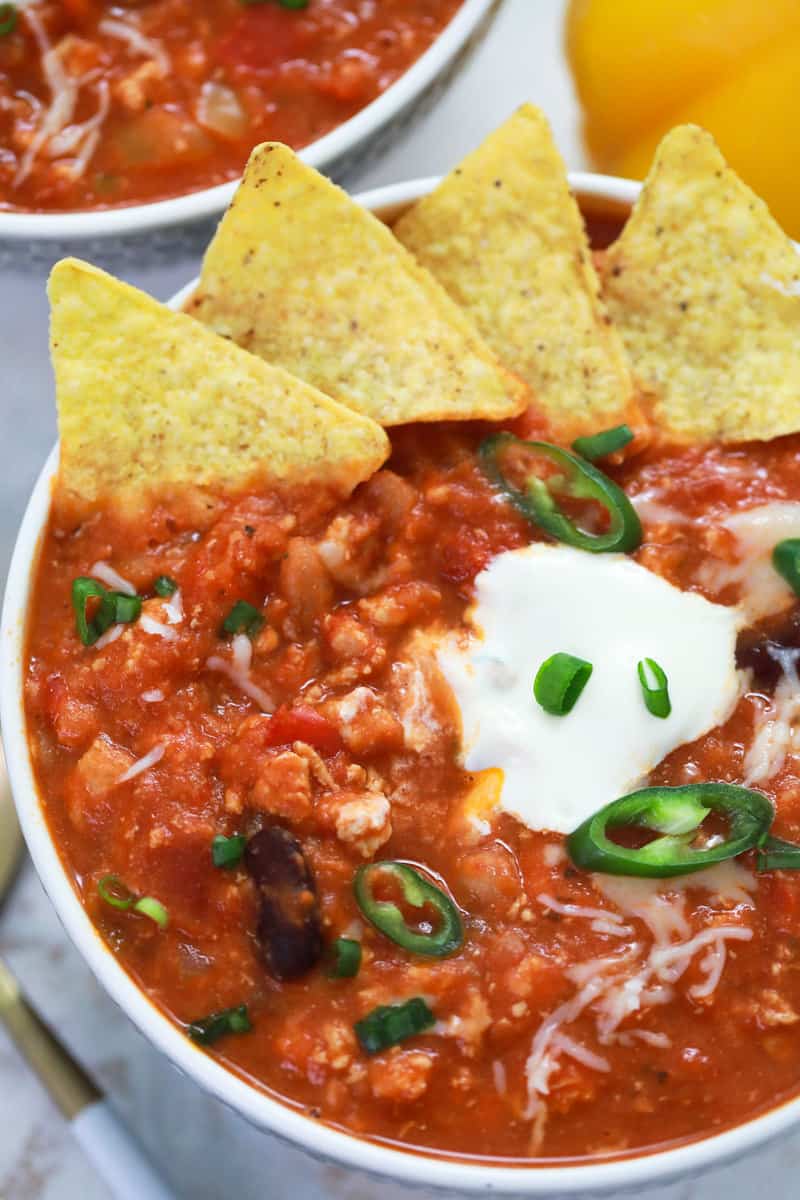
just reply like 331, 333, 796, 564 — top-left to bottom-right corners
216, 8, 313, 72
263, 705, 343, 755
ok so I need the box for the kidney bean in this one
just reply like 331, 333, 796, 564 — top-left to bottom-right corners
245, 825, 323, 980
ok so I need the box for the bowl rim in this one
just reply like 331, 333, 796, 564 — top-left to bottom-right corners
0, 0, 495, 242
4, 168, 800, 1193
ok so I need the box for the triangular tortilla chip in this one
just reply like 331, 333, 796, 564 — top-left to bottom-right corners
602, 124, 800, 443
49, 259, 389, 516
189, 143, 527, 427
393, 104, 644, 445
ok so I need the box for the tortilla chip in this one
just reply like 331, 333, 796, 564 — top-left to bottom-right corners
393, 104, 644, 445
603, 124, 800, 444
49, 258, 389, 515
189, 143, 527, 427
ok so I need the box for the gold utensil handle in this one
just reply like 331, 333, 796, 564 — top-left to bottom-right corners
0, 957, 99, 1119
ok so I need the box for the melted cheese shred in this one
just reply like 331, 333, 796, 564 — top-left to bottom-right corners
524, 863, 756, 1119
207, 633, 275, 713
14, 8, 168, 186
699, 501, 800, 621
744, 647, 800, 784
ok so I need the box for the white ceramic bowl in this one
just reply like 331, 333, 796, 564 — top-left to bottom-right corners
4, 172, 800, 1195
0, 0, 497, 242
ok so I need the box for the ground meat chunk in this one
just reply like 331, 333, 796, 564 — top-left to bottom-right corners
755, 989, 800, 1028
329, 789, 392, 857
65, 735, 134, 829
435, 992, 492, 1054
250, 749, 312, 820
317, 512, 383, 593
358, 582, 441, 630
321, 611, 387, 685
112, 60, 165, 114
324, 687, 404, 756
369, 1049, 434, 1103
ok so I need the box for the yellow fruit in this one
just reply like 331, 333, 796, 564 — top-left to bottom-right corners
566, 0, 800, 235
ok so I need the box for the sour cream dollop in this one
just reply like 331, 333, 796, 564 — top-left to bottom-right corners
437, 544, 742, 834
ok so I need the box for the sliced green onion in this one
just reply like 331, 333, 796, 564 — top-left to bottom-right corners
328, 937, 362, 979
111, 593, 142, 624
72, 578, 116, 645
132, 896, 169, 929
637, 657, 671, 719
153, 575, 178, 598
211, 833, 246, 870
773, 539, 800, 597
0, 5, 17, 36
354, 997, 434, 1056
534, 652, 592, 716
757, 835, 800, 872
97, 874, 136, 911
187, 1004, 252, 1046
568, 783, 774, 878
354, 862, 463, 957
97, 875, 168, 927
222, 600, 264, 637
72, 578, 141, 645
572, 424, 634, 461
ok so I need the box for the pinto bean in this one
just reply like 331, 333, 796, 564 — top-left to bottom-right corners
245, 825, 323, 980
279, 537, 334, 635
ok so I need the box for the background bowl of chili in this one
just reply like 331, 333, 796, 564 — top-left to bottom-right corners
0, 0, 497, 240
7, 171, 800, 1194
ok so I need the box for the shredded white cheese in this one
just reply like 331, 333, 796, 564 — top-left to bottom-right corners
744, 647, 800, 784
94, 623, 124, 650
523, 865, 757, 1120
97, 16, 170, 75
207, 634, 275, 713
631, 490, 690, 527
117, 743, 165, 784
491, 1060, 507, 1096
140, 614, 178, 642
536, 893, 633, 936
15, 8, 110, 185
90, 561, 136, 596
164, 589, 183, 625
141, 689, 165, 703
699, 502, 800, 621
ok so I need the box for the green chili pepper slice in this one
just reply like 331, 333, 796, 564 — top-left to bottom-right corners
568, 783, 773, 878
479, 432, 642, 553
354, 862, 463, 957
757, 835, 800, 872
